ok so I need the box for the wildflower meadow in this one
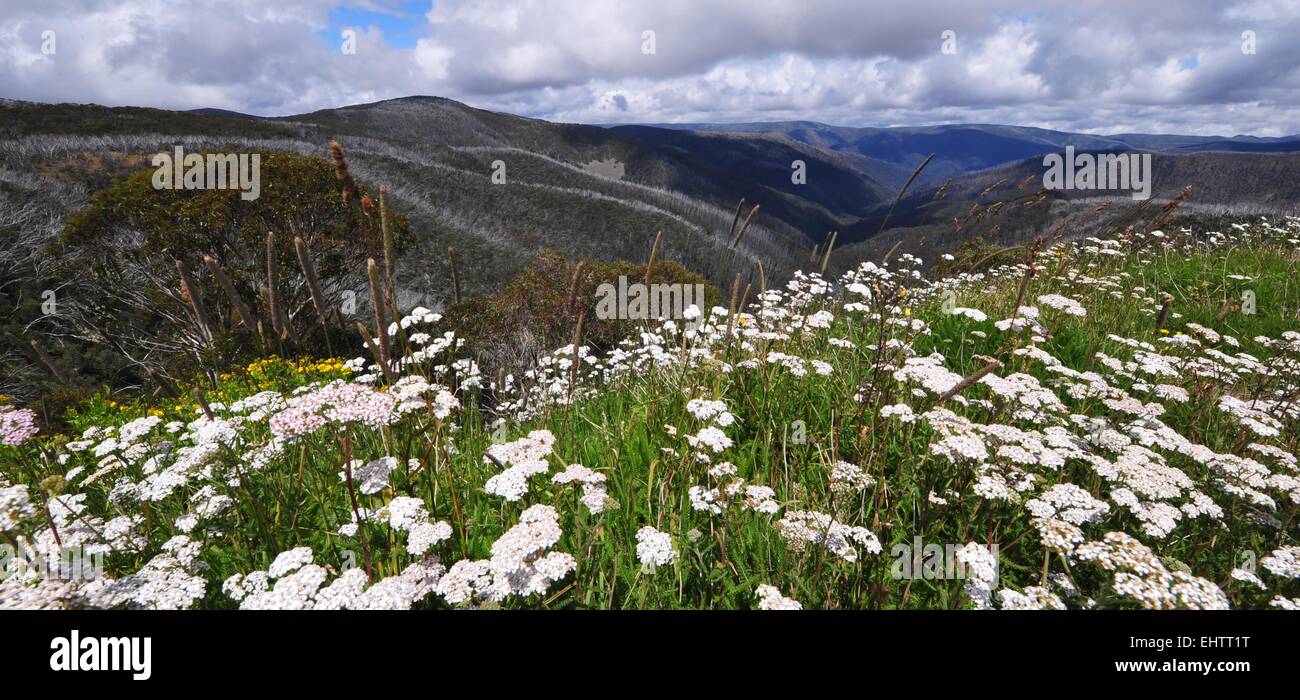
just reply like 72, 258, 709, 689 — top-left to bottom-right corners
4, 217, 1299, 611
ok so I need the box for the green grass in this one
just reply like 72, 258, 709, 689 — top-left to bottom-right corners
3, 218, 1299, 610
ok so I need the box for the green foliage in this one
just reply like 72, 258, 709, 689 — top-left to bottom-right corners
43, 150, 409, 388
58, 150, 403, 278
444, 252, 722, 380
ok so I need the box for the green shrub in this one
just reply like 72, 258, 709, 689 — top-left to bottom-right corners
444, 252, 721, 380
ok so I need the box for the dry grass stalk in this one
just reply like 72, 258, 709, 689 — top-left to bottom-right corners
175, 260, 212, 342
819, 231, 838, 275
293, 236, 334, 353
880, 237, 905, 266
730, 204, 760, 249
355, 321, 388, 380
644, 230, 662, 289
979, 178, 1009, 197
144, 365, 178, 398
1156, 292, 1174, 330
936, 355, 1003, 405
566, 259, 586, 314
193, 387, 214, 421
727, 199, 745, 243
756, 260, 766, 295
265, 232, 288, 340
367, 258, 393, 380
1215, 299, 1234, 322
202, 255, 257, 333
933, 178, 952, 201
448, 246, 462, 305
380, 187, 397, 307
1009, 239, 1045, 315
874, 153, 934, 240
726, 273, 741, 339
293, 237, 331, 326
568, 308, 586, 401
329, 141, 359, 205
28, 337, 69, 385
1154, 186, 1192, 230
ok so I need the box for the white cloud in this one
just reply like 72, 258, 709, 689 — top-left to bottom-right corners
0, 0, 1297, 135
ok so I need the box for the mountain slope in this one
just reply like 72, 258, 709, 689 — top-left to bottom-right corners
0, 97, 827, 310
642, 120, 1300, 185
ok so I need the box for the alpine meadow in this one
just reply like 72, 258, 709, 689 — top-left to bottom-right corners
3, 1, 1300, 628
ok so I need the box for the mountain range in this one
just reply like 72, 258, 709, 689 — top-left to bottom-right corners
3, 95, 1299, 306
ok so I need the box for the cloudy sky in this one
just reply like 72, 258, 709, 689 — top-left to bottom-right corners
2, 0, 1298, 135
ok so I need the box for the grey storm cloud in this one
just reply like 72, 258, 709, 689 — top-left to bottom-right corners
1, 0, 1298, 135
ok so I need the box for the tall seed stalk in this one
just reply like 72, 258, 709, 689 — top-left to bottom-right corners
644, 230, 662, 289
367, 259, 395, 383
820, 231, 838, 275
27, 337, 69, 385
293, 236, 334, 354
448, 246, 462, 305
175, 260, 213, 343
730, 204, 760, 249
568, 308, 586, 403
202, 255, 258, 337
566, 260, 586, 314
379, 187, 398, 313
265, 232, 294, 342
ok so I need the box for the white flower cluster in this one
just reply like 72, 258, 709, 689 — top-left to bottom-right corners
341, 456, 397, 495
635, 526, 677, 567
829, 461, 875, 496
1260, 546, 1300, 579
552, 463, 609, 514
483, 430, 556, 502
755, 584, 802, 610
435, 505, 575, 605
378, 496, 453, 556
1036, 294, 1087, 317
775, 510, 881, 563
997, 586, 1066, 610
687, 461, 779, 516
955, 543, 999, 610
226, 547, 445, 610
1026, 484, 1110, 525
1075, 532, 1229, 610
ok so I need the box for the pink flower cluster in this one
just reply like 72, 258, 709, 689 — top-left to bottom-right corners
0, 408, 38, 446
268, 382, 397, 439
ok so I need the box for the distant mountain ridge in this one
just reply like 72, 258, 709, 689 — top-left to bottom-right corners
3, 95, 1298, 303
186, 107, 266, 119
624, 120, 1300, 183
